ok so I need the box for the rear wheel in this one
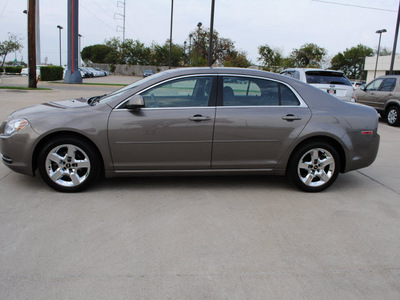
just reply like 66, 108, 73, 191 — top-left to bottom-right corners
288, 142, 340, 192
386, 106, 400, 126
38, 136, 100, 192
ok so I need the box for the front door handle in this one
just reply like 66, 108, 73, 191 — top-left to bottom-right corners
189, 115, 211, 122
282, 114, 302, 121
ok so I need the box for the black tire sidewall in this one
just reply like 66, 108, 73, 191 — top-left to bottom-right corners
288, 142, 340, 192
37, 136, 100, 192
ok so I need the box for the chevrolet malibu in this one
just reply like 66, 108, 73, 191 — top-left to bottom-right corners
0, 68, 380, 192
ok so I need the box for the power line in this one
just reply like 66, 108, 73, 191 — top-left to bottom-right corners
311, 0, 397, 12
80, 2, 116, 33
0, 0, 10, 18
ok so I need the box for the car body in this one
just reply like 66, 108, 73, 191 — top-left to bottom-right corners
280, 68, 356, 102
21, 65, 45, 78
94, 67, 109, 76
143, 69, 154, 77
79, 68, 92, 78
355, 75, 400, 126
0, 67, 380, 192
352, 81, 366, 89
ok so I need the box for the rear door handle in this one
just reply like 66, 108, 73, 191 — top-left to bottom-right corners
282, 114, 302, 121
189, 115, 211, 122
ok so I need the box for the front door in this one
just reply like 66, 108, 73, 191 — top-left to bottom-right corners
108, 76, 216, 171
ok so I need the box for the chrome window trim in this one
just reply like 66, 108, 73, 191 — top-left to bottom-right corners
114, 73, 308, 110
219, 74, 308, 108
115, 74, 217, 110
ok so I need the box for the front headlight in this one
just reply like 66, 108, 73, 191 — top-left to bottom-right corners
4, 119, 29, 136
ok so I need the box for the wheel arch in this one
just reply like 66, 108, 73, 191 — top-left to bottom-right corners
286, 135, 346, 174
384, 100, 400, 115
32, 131, 105, 175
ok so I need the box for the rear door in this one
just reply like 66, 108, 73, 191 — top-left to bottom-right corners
211, 76, 311, 169
356, 78, 389, 110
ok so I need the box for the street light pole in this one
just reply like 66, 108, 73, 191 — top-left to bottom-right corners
168, 0, 174, 69
57, 25, 63, 66
374, 29, 387, 79
189, 34, 193, 65
196, 22, 202, 66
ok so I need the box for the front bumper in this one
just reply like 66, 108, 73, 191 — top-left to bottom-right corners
0, 125, 40, 176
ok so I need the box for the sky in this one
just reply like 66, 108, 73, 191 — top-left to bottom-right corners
0, 0, 399, 66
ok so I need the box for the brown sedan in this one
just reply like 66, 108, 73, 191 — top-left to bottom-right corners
1, 68, 380, 192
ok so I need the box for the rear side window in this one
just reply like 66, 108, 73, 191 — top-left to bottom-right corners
305, 71, 352, 86
380, 78, 396, 92
222, 76, 300, 106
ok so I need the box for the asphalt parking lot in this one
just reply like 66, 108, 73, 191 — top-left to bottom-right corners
1, 75, 400, 299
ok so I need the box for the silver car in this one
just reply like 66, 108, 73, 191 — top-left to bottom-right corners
0, 68, 380, 192
280, 68, 356, 102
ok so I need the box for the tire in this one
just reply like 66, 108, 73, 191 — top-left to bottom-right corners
288, 142, 340, 192
37, 136, 100, 192
386, 106, 400, 126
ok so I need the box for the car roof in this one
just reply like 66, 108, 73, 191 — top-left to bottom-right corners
282, 68, 345, 74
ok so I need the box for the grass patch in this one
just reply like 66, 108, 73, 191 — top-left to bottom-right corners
48, 81, 128, 87
0, 86, 52, 91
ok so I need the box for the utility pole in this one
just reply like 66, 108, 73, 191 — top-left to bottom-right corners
115, 0, 126, 42
390, 0, 400, 74
28, 0, 37, 88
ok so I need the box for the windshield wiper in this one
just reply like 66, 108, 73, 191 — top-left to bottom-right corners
87, 94, 107, 106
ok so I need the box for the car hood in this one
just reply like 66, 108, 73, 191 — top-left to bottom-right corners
8, 98, 90, 119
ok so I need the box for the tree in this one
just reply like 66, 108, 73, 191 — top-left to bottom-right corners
258, 45, 284, 72
376, 46, 392, 56
187, 26, 240, 66
331, 44, 374, 80
81, 44, 114, 64
222, 50, 251, 68
121, 39, 152, 65
289, 43, 327, 68
151, 41, 184, 67
0, 34, 23, 70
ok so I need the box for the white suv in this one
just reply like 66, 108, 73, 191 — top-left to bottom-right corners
280, 68, 356, 102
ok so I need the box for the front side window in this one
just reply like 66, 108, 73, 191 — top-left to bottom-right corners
140, 76, 214, 108
365, 78, 384, 92
222, 76, 300, 106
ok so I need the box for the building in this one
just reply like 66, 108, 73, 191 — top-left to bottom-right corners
365, 55, 400, 83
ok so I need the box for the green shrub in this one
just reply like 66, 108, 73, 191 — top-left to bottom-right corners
4, 66, 23, 73
40, 66, 64, 81
109, 64, 116, 73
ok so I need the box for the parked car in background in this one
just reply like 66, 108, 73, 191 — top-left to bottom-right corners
352, 81, 366, 89
79, 68, 93, 78
94, 67, 109, 76
21, 65, 44, 78
280, 68, 356, 102
355, 75, 400, 126
0, 68, 379, 193
143, 69, 154, 77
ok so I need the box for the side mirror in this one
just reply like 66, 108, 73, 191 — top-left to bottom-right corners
126, 95, 145, 109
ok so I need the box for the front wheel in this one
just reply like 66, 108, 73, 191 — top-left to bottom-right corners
386, 106, 400, 126
288, 142, 340, 192
38, 136, 100, 192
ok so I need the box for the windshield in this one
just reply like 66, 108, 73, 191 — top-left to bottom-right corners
97, 71, 167, 104
305, 71, 351, 86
